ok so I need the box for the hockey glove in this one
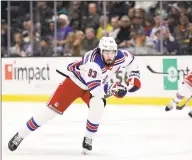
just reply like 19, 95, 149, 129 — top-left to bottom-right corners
104, 82, 127, 98
126, 71, 141, 92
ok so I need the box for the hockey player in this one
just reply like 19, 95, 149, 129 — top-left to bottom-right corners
165, 72, 192, 117
8, 37, 141, 153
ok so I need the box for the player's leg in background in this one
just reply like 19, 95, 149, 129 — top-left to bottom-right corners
165, 73, 192, 111
185, 73, 192, 117
8, 78, 84, 151
81, 91, 106, 153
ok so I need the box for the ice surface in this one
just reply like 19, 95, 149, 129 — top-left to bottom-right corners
2, 102, 192, 160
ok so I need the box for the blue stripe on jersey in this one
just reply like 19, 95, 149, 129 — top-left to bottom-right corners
90, 49, 98, 62
128, 56, 135, 65
89, 49, 107, 72
129, 70, 140, 78
87, 80, 101, 91
113, 50, 125, 66
89, 84, 101, 91
72, 70, 86, 85
114, 59, 125, 66
67, 62, 86, 85
115, 50, 125, 61
87, 80, 101, 85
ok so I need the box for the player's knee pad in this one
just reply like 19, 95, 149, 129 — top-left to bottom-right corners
89, 97, 105, 111
179, 81, 192, 97
89, 95, 106, 107
33, 106, 58, 126
88, 96, 105, 122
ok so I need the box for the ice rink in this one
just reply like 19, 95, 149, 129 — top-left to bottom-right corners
2, 102, 192, 160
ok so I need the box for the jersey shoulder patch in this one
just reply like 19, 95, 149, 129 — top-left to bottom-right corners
90, 50, 107, 74
114, 50, 126, 66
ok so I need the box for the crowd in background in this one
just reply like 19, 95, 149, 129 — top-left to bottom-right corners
1, 1, 192, 57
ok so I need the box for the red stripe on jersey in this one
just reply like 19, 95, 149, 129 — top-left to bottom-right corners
114, 57, 125, 64
88, 82, 101, 89
69, 61, 82, 71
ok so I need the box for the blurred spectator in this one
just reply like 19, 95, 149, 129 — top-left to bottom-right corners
9, 33, 21, 56
1, 20, 8, 57
109, 17, 120, 39
149, 14, 169, 44
109, 2, 129, 19
39, 39, 53, 57
167, 13, 179, 34
116, 15, 131, 46
40, 21, 55, 57
128, 8, 135, 21
173, 13, 192, 54
64, 32, 76, 56
57, 1, 69, 15
132, 9, 145, 35
168, 3, 181, 24
121, 28, 146, 48
96, 15, 113, 40
54, 14, 73, 56
3, 1, 192, 56
8, 2, 30, 33
134, 2, 158, 12
72, 30, 84, 56
81, 3, 100, 31
44, 21, 54, 41
1, 1, 7, 20
64, 31, 84, 56
9, 32, 26, 57
73, 30, 84, 56
189, 38, 192, 53
155, 28, 180, 55
36, 1, 53, 37
22, 31, 40, 56
22, 19, 40, 42
68, 1, 82, 30
144, 16, 154, 37
82, 27, 99, 52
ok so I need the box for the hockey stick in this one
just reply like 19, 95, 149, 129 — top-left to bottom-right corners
146, 65, 169, 75
176, 95, 192, 110
146, 65, 179, 77
56, 69, 69, 78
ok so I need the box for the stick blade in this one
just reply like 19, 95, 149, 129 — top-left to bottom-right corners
176, 105, 185, 110
146, 65, 169, 75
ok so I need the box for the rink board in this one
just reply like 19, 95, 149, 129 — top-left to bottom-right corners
2, 56, 192, 106
2, 95, 192, 106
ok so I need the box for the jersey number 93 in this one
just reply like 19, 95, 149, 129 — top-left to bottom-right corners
88, 69, 97, 78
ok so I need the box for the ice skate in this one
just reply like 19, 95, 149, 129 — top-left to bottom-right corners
8, 132, 23, 151
188, 111, 192, 118
81, 137, 92, 154
165, 100, 177, 111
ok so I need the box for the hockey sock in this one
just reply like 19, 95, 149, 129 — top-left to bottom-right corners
85, 97, 105, 139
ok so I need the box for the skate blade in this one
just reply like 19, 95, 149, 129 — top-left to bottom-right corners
81, 148, 89, 155
165, 106, 173, 111
188, 112, 192, 118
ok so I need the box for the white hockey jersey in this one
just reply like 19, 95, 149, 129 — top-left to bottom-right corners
65, 48, 140, 98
